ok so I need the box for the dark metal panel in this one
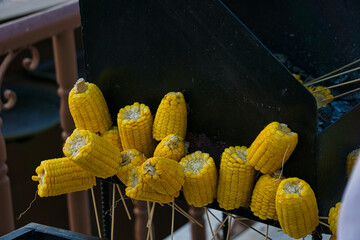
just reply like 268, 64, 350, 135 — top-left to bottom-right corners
222, 0, 360, 76
79, 0, 318, 218
317, 104, 360, 216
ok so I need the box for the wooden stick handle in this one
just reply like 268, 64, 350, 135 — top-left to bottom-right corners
90, 187, 102, 239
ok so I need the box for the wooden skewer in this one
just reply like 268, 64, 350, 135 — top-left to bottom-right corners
146, 203, 156, 240
307, 58, 360, 84
171, 203, 203, 227
234, 218, 273, 240
205, 208, 215, 239
146, 202, 153, 240
211, 215, 229, 240
319, 221, 330, 228
226, 215, 232, 240
233, 217, 249, 221
279, 144, 290, 179
207, 209, 222, 224
111, 184, 116, 240
90, 187, 102, 239
115, 184, 132, 220
319, 216, 329, 220
304, 66, 360, 86
321, 86, 360, 102
171, 201, 175, 240
265, 224, 269, 240
311, 78, 360, 93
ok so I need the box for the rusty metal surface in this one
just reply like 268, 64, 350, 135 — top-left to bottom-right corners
0, 0, 80, 56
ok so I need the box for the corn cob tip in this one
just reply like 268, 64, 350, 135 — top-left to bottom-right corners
65, 130, 88, 158
74, 78, 88, 93
143, 162, 156, 175
120, 151, 135, 167
283, 180, 303, 195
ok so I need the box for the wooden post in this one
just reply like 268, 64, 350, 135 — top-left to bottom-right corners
52, 29, 91, 235
188, 206, 205, 240
133, 200, 151, 240
0, 118, 15, 235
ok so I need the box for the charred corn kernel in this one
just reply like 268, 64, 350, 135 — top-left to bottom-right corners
306, 85, 334, 108
347, 148, 359, 177
116, 149, 147, 186
125, 166, 174, 203
69, 78, 112, 134
276, 177, 319, 239
141, 157, 184, 196
328, 202, 341, 240
217, 146, 256, 210
250, 171, 283, 220
63, 129, 122, 178
153, 134, 185, 162
247, 122, 298, 174
117, 102, 156, 157
180, 151, 218, 207
153, 92, 187, 141
101, 126, 123, 151
31, 157, 96, 197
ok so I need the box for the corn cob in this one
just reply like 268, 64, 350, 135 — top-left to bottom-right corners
250, 171, 283, 220
141, 157, 184, 197
117, 102, 155, 157
217, 146, 256, 210
101, 126, 123, 151
153, 134, 185, 162
328, 202, 341, 240
69, 78, 112, 134
346, 148, 359, 177
125, 166, 174, 203
116, 149, 147, 186
153, 92, 187, 141
276, 177, 319, 239
179, 151, 218, 207
247, 122, 298, 174
306, 85, 334, 108
31, 157, 96, 197
292, 74, 303, 83
63, 129, 122, 178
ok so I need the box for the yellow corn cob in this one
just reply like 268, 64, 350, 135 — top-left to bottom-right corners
153, 134, 185, 162
328, 202, 341, 240
346, 148, 359, 177
292, 74, 303, 84
153, 92, 187, 141
69, 78, 112, 134
117, 102, 156, 157
247, 122, 298, 174
101, 126, 123, 151
141, 157, 184, 197
31, 157, 96, 197
179, 151, 218, 207
217, 146, 256, 210
306, 85, 334, 108
63, 129, 122, 178
276, 177, 319, 239
125, 166, 174, 203
250, 171, 283, 220
116, 149, 147, 186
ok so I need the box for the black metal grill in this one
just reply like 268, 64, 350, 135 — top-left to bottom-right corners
79, 0, 360, 238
